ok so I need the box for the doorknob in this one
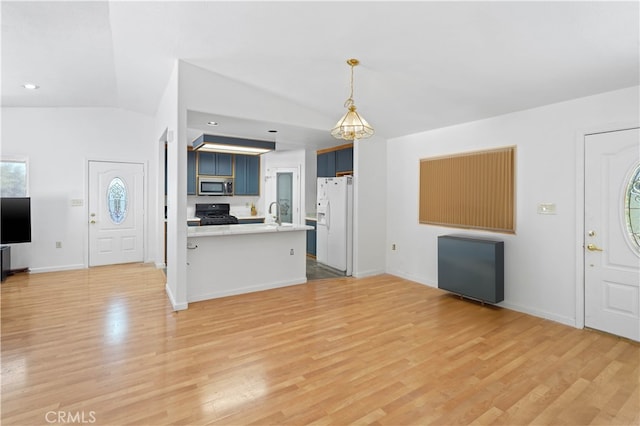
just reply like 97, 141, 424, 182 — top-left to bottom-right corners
587, 243, 604, 252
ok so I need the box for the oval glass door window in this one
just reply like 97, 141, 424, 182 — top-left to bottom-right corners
107, 177, 128, 224
625, 164, 640, 252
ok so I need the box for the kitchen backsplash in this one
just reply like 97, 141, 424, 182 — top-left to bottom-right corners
187, 195, 263, 218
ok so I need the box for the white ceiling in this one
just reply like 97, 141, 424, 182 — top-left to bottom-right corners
2, 1, 638, 149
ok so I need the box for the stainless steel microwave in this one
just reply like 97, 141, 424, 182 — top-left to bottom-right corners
198, 177, 233, 196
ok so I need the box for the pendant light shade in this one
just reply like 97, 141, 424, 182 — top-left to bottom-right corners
331, 59, 374, 141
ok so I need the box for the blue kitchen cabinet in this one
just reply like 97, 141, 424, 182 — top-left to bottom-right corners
187, 150, 196, 195
237, 218, 265, 224
317, 146, 353, 177
235, 154, 260, 195
336, 146, 353, 173
198, 152, 233, 176
317, 151, 336, 177
306, 219, 317, 256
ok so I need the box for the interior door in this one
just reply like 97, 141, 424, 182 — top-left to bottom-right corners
265, 167, 299, 224
584, 128, 640, 341
89, 161, 144, 267
276, 172, 293, 224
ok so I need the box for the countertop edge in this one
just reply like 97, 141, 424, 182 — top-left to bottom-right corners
187, 223, 313, 237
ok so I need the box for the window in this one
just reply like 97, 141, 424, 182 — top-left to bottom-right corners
625, 164, 640, 252
107, 177, 128, 224
0, 158, 28, 197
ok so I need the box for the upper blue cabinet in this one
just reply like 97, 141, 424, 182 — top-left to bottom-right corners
336, 147, 353, 173
198, 152, 233, 176
188, 151, 261, 195
317, 144, 353, 177
235, 154, 260, 196
317, 151, 336, 178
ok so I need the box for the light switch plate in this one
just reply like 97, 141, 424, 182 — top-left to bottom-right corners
537, 203, 556, 215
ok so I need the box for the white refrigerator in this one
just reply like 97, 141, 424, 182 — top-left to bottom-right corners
316, 176, 353, 276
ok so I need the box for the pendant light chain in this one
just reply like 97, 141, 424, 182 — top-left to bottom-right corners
344, 63, 355, 109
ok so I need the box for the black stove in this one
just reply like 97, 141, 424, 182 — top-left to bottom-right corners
195, 203, 238, 226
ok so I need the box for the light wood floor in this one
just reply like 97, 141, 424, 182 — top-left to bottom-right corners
2, 264, 638, 425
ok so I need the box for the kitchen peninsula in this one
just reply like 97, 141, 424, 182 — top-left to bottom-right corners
186, 222, 312, 302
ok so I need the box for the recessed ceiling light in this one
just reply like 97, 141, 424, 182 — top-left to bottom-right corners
207, 121, 219, 126
22, 83, 39, 90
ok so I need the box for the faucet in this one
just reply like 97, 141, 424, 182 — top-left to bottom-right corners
269, 201, 281, 225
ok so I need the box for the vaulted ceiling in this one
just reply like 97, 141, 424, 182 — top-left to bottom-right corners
3, 1, 638, 147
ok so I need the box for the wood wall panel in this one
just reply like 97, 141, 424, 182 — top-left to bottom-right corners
420, 146, 515, 233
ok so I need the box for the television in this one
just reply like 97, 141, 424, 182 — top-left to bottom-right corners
1, 197, 32, 244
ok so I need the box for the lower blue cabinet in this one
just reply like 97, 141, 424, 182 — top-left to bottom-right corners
237, 218, 265, 224
306, 219, 317, 256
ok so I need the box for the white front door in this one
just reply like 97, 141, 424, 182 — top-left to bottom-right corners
584, 128, 640, 341
89, 161, 144, 267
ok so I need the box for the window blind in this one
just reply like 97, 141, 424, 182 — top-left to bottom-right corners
419, 147, 515, 233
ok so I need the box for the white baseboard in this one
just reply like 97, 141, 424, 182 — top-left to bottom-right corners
386, 272, 577, 329
499, 301, 576, 328
353, 268, 385, 278
387, 270, 437, 288
165, 283, 188, 311
187, 277, 307, 304
28, 264, 85, 274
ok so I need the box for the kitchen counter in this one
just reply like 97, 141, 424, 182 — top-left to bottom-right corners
188, 222, 311, 237
186, 223, 313, 303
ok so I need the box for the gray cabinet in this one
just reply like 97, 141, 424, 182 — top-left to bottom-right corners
437, 235, 504, 304
198, 152, 233, 176
235, 155, 260, 195
306, 219, 317, 256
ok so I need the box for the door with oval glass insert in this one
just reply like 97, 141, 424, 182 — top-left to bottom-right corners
89, 161, 144, 266
584, 127, 639, 341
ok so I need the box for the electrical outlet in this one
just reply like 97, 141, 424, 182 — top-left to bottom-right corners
392, 243, 396, 251
290, 249, 294, 255
56, 241, 62, 248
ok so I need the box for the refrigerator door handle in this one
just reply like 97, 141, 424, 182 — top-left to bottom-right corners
326, 201, 330, 231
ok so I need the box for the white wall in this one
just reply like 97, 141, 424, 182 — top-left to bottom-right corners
153, 61, 184, 309
1, 107, 155, 272
386, 86, 639, 326
353, 137, 387, 277
305, 150, 317, 216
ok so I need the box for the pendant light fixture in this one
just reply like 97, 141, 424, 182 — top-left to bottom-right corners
331, 58, 374, 141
